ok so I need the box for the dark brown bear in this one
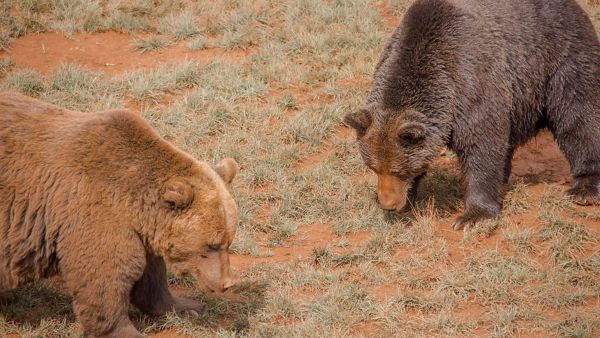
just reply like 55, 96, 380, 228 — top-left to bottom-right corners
345, 0, 600, 229
0, 93, 240, 337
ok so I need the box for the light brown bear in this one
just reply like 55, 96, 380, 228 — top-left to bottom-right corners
0, 92, 239, 337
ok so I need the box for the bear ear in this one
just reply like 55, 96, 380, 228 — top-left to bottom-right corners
398, 122, 426, 144
162, 177, 194, 209
213, 158, 239, 186
343, 107, 372, 138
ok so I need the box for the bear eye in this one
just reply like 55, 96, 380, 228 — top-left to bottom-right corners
208, 244, 220, 252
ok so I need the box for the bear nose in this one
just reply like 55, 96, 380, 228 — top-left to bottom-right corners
377, 193, 398, 210
222, 276, 236, 291
376, 174, 408, 211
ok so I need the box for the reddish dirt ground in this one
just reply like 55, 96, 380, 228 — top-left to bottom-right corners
230, 223, 372, 270
512, 131, 572, 184
149, 330, 186, 338
2, 32, 250, 77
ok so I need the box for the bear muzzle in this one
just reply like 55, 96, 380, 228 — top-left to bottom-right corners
191, 256, 238, 293
192, 271, 237, 293
377, 174, 409, 211
222, 275, 237, 291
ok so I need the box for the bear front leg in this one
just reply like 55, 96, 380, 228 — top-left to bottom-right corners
454, 176, 503, 230
64, 268, 144, 338
99, 318, 144, 338
130, 255, 204, 317
59, 230, 147, 337
453, 142, 507, 230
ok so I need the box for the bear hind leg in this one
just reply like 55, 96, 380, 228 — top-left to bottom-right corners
566, 175, 600, 205
130, 256, 204, 317
559, 113, 600, 205
503, 147, 515, 185
546, 76, 600, 206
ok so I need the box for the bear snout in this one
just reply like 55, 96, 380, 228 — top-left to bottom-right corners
376, 174, 409, 211
222, 276, 237, 291
376, 194, 399, 210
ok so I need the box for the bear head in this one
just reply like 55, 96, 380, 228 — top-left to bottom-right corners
344, 104, 441, 211
156, 158, 240, 293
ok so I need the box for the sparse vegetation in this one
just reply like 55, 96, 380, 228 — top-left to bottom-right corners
133, 37, 170, 53
1, 0, 600, 337
188, 36, 209, 51
159, 11, 201, 40
504, 180, 531, 215
0, 58, 14, 77
120, 60, 203, 102
3, 68, 46, 96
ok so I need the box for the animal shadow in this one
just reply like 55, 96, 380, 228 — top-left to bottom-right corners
0, 281, 75, 326
132, 280, 268, 334
1, 279, 268, 335
413, 165, 464, 214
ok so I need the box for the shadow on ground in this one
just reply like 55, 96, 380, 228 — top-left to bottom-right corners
0, 281, 75, 326
376, 165, 463, 225
1, 279, 268, 335
133, 280, 269, 334
414, 165, 464, 214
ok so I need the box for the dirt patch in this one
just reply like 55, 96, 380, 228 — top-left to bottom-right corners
374, 1, 402, 27
149, 331, 189, 338
296, 148, 334, 169
351, 320, 383, 336
453, 301, 486, 320
0, 32, 251, 77
511, 130, 571, 184
371, 283, 403, 300
337, 76, 371, 89
231, 224, 371, 271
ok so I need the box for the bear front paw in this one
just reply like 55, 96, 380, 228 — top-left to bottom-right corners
102, 322, 144, 338
452, 204, 500, 230
174, 297, 204, 318
567, 176, 600, 206
566, 186, 600, 206
452, 215, 477, 231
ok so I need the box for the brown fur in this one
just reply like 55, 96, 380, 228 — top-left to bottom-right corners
0, 92, 239, 337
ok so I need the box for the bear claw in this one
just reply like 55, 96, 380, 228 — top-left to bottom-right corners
452, 218, 475, 231
566, 190, 600, 206
186, 310, 199, 319
174, 297, 204, 317
566, 188, 600, 205
452, 205, 499, 231
566, 178, 600, 206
